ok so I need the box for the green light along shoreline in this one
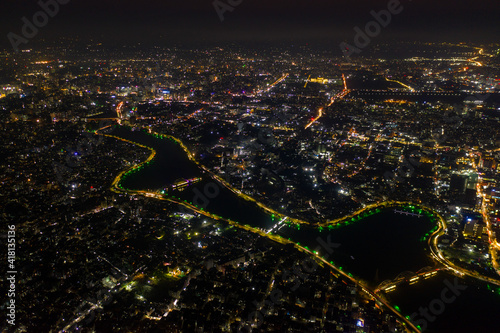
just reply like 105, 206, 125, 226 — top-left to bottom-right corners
98, 125, 500, 333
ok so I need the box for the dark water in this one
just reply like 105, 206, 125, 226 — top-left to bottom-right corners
277, 211, 435, 286
386, 271, 500, 333
114, 127, 274, 230
116, 127, 201, 187
112, 126, 500, 332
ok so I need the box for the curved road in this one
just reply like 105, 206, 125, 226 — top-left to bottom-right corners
98, 127, 500, 332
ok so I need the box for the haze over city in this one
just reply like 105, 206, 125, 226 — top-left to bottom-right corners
1, 1, 500, 332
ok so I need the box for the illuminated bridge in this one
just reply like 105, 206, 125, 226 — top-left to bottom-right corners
394, 209, 423, 217
348, 90, 498, 103
159, 177, 202, 193
376, 267, 441, 293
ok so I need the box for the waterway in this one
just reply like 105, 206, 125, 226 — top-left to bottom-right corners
277, 211, 435, 286
115, 126, 274, 230
386, 271, 500, 333
110, 126, 500, 332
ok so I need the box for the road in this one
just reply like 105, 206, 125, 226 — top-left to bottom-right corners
385, 77, 415, 92
468, 151, 500, 276
253, 73, 289, 96
98, 129, 500, 332
305, 74, 350, 129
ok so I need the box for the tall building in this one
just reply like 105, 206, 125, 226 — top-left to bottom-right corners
450, 174, 467, 195
463, 218, 477, 238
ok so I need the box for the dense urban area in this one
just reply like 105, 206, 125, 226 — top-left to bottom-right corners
2, 40, 500, 332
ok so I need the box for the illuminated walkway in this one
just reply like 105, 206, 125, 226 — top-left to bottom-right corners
98, 127, 500, 332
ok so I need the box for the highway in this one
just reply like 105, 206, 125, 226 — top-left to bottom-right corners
96, 128, 500, 332
254, 73, 289, 96
102, 131, 421, 331
305, 73, 350, 129
468, 151, 500, 276
428, 211, 500, 286
385, 77, 416, 92
116, 101, 125, 118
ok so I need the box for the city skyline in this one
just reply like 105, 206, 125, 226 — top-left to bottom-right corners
1, 1, 500, 333
1, 0, 499, 51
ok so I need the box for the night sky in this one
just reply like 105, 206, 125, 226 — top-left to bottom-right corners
1, 0, 499, 49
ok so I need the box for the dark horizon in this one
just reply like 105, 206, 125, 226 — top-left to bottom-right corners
1, 0, 499, 51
